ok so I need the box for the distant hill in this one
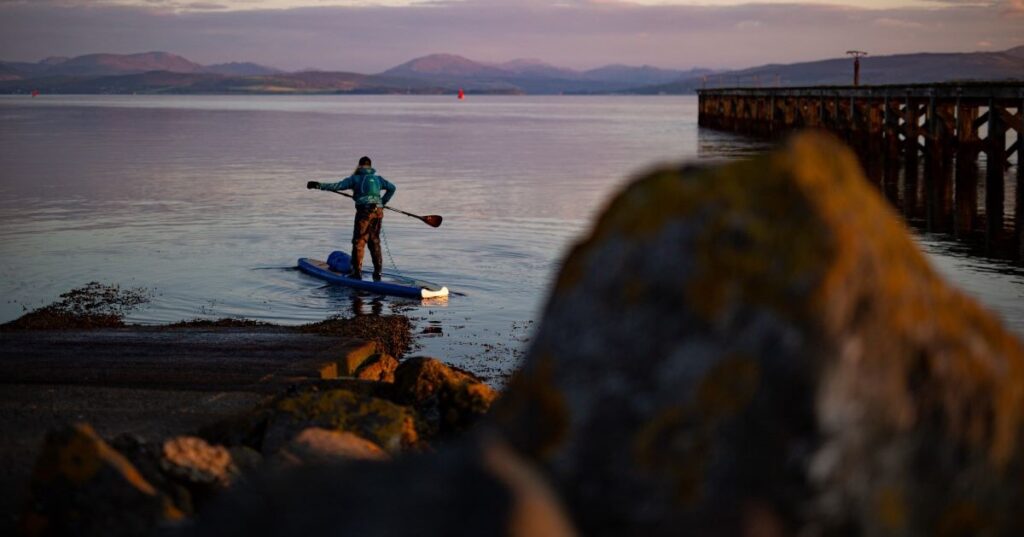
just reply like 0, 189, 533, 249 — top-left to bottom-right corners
43, 52, 204, 77
202, 62, 281, 76
0, 69, 463, 95
494, 58, 581, 79
2, 49, 1019, 96
382, 54, 509, 79
39, 56, 70, 66
378, 54, 524, 92
633, 48, 1024, 94
0, 50, 709, 94
0, 63, 22, 82
376, 53, 710, 94
0, 60, 49, 79
582, 64, 711, 87
0, 52, 280, 80
1005, 45, 1024, 60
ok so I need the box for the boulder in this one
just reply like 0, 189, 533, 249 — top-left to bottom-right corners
197, 379, 394, 452
353, 353, 399, 383
161, 436, 236, 488
159, 436, 241, 513
197, 407, 272, 451
191, 436, 575, 537
394, 357, 498, 435
493, 133, 1024, 535
262, 388, 419, 455
227, 445, 263, 476
337, 341, 378, 376
275, 427, 389, 466
111, 433, 194, 515
19, 423, 183, 537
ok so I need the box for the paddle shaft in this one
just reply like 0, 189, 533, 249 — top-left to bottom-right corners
326, 189, 442, 227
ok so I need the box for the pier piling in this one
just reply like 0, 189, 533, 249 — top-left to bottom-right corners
698, 83, 1024, 261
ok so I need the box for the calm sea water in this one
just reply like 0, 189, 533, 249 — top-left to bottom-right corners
1, 95, 1022, 380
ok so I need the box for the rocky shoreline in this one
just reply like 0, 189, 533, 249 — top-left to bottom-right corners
1, 310, 500, 535
6, 132, 1024, 535
20, 354, 498, 536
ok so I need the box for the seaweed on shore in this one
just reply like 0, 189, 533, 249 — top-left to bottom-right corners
299, 315, 413, 358
166, 318, 273, 328
2, 282, 151, 330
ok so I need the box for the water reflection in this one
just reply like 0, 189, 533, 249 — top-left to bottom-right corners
859, 141, 1021, 261
350, 294, 385, 317
696, 127, 776, 162
916, 231, 1024, 335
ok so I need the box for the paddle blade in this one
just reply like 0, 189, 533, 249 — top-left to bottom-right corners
421, 215, 443, 228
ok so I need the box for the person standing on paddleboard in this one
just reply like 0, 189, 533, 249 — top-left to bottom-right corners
307, 156, 396, 281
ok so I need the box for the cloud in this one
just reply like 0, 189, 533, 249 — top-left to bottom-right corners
872, 17, 924, 29
0, 0, 1019, 71
0, 0, 436, 10
183, 1, 227, 9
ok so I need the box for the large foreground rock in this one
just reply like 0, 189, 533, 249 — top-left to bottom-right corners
494, 133, 1024, 535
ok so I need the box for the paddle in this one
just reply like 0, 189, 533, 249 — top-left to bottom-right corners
327, 190, 443, 228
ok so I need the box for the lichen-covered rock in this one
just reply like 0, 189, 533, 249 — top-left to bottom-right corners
393, 357, 498, 436
262, 388, 419, 455
19, 423, 183, 537
191, 436, 575, 537
276, 427, 389, 466
353, 353, 399, 383
198, 379, 394, 452
493, 133, 1024, 535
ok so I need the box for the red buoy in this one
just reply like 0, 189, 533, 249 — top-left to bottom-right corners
31, 89, 39, 97
457, 88, 465, 100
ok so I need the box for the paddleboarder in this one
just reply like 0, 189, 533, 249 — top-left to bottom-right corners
307, 156, 396, 281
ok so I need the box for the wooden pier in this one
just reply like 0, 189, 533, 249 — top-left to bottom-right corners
697, 83, 1024, 260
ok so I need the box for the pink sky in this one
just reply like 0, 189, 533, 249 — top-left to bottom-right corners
1, 0, 1021, 71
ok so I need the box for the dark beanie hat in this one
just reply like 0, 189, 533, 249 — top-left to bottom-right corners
358, 156, 372, 167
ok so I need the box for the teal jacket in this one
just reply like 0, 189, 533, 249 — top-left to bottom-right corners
317, 167, 396, 208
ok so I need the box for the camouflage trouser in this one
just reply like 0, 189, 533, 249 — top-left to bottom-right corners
350, 205, 384, 277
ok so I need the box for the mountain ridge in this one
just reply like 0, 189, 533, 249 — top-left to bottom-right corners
376, 53, 713, 93
635, 48, 1024, 94
380, 53, 510, 79
1, 49, 1020, 95
0, 51, 282, 80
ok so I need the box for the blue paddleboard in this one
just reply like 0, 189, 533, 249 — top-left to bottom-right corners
298, 251, 449, 299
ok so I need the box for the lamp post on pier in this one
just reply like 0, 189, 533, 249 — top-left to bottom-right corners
846, 50, 868, 86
